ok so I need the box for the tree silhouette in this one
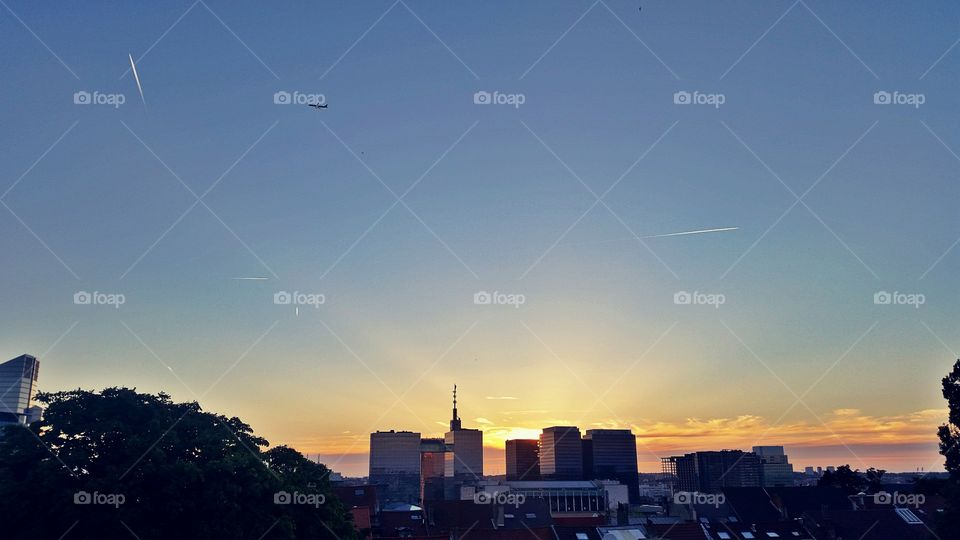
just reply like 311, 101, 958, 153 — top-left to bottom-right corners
817, 464, 867, 494
865, 467, 886, 492
938, 360, 960, 538
0, 387, 357, 540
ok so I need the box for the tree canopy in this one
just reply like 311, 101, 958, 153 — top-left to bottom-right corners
0, 387, 357, 540
817, 464, 867, 494
938, 359, 960, 538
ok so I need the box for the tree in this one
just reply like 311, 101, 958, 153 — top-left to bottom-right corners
938, 360, 960, 539
817, 464, 867, 494
865, 467, 886, 492
0, 387, 357, 540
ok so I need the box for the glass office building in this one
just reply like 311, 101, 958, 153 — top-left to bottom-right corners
584, 429, 639, 501
0, 354, 40, 426
539, 426, 583, 480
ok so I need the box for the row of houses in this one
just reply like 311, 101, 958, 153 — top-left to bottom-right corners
333, 483, 944, 540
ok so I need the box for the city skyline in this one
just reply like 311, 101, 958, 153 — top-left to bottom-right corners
3, 1, 958, 483
3, 355, 942, 478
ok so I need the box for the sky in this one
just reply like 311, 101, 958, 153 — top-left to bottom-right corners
1, 0, 959, 477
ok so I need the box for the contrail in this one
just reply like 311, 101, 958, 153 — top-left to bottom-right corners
640, 226, 738, 239
128, 54, 146, 107
564, 227, 738, 247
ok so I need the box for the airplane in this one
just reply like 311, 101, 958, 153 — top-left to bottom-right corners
307, 102, 328, 109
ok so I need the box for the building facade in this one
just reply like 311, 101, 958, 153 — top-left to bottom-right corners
505, 439, 540, 481
473, 479, 628, 515
420, 438, 446, 504
369, 430, 421, 504
753, 445, 795, 487
584, 429, 639, 502
539, 426, 583, 480
662, 450, 761, 493
444, 429, 483, 478
0, 354, 40, 426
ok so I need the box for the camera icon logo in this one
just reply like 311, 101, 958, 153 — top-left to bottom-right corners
74, 291, 92, 305
873, 91, 891, 105
673, 91, 691, 105
74, 491, 91, 504
674, 291, 692, 305
474, 91, 492, 105
74, 91, 91, 105
873, 291, 892, 305
474, 291, 492, 305
274, 91, 291, 105
274, 291, 292, 305
274, 491, 291, 504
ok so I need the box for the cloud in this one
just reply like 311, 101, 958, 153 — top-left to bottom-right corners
630, 409, 946, 454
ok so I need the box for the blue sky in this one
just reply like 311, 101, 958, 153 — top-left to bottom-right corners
1, 1, 959, 474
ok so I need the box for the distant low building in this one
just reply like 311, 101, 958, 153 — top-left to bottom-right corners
471, 479, 629, 517
636, 482, 672, 500
661, 450, 761, 493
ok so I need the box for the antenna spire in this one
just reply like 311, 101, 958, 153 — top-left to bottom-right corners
449, 384, 461, 431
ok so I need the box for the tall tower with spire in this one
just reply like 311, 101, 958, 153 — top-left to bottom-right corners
444, 384, 482, 496
449, 384, 461, 431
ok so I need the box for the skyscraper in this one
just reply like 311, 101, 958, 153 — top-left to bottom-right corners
369, 430, 421, 504
584, 429, 639, 501
753, 446, 795, 487
505, 439, 540, 481
0, 354, 40, 426
539, 426, 583, 480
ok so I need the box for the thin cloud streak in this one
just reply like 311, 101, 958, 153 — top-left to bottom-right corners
563, 227, 738, 247
128, 54, 145, 107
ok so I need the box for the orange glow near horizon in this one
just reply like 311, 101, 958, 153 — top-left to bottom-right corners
288, 407, 947, 477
